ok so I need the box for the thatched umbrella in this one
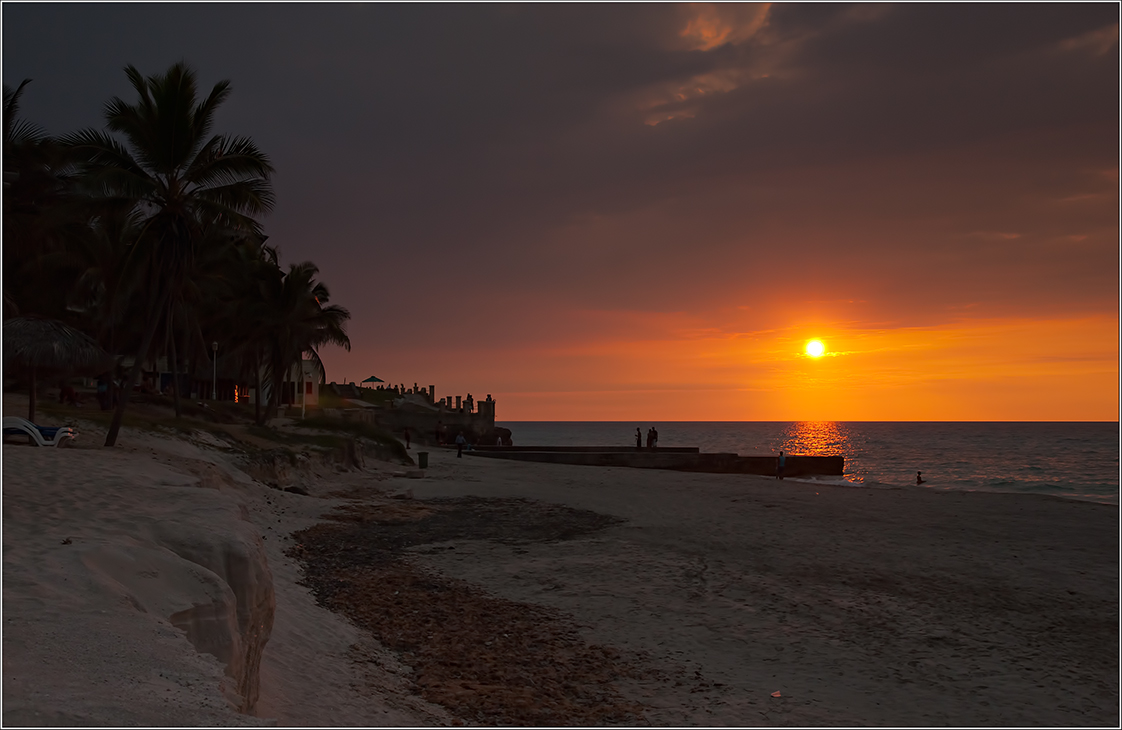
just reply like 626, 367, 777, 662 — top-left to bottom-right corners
3, 316, 111, 421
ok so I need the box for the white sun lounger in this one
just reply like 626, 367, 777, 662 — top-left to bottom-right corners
2, 417, 78, 447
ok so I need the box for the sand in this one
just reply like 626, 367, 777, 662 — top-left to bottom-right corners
2, 404, 451, 726
3, 406, 1118, 726
398, 452, 1119, 726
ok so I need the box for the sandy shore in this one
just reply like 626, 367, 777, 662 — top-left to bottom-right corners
3, 410, 1117, 726
2, 407, 451, 726
345, 449, 1119, 726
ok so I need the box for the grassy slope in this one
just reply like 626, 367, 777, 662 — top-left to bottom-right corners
32, 394, 411, 464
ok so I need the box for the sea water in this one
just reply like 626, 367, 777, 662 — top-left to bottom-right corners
496, 421, 1120, 505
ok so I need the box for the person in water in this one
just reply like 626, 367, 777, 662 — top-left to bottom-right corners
916, 471, 925, 485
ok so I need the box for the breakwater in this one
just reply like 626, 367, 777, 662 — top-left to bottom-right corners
464, 446, 843, 476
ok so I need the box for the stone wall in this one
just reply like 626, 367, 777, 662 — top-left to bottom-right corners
465, 447, 844, 476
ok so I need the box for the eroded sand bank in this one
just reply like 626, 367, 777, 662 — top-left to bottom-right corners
3, 418, 1117, 726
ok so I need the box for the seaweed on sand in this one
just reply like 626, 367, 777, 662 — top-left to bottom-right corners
289, 497, 653, 726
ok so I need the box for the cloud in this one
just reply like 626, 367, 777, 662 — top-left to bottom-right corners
677, 2, 772, 51
967, 231, 1022, 242
1057, 22, 1120, 57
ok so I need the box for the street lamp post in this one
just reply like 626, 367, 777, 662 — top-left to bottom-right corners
211, 341, 218, 401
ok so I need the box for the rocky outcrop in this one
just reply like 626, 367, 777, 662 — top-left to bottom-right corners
79, 502, 275, 714
242, 448, 305, 488
239, 436, 416, 486
155, 521, 275, 713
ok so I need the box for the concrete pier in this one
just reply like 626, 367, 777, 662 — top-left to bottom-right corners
465, 446, 843, 476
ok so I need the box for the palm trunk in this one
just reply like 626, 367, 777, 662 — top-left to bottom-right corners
105, 286, 171, 447
182, 326, 190, 401
265, 353, 289, 422
169, 307, 181, 418
253, 350, 263, 426
266, 368, 284, 422
27, 367, 37, 422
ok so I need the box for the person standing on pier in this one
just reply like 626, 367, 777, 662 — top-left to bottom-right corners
776, 451, 786, 480
636, 428, 642, 449
652, 426, 658, 449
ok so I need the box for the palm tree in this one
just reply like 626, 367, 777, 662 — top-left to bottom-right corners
4, 80, 85, 320
209, 237, 283, 425
174, 226, 274, 420
259, 262, 351, 421
64, 203, 145, 348
64, 62, 274, 446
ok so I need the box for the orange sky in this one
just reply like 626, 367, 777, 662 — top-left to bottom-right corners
342, 312, 1118, 421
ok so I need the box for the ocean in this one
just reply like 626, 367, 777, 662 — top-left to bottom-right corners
496, 421, 1120, 505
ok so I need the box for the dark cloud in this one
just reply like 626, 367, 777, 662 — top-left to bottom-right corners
3, 2, 1117, 361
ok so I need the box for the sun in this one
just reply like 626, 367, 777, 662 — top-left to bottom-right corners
805, 339, 826, 358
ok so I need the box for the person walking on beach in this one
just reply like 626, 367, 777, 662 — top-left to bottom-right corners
455, 431, 466, 458
403, 427, 411, 449
636, 427, 642, 449
776, 451, 786, 480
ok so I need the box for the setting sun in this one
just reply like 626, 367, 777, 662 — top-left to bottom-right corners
805, 339, 826, 358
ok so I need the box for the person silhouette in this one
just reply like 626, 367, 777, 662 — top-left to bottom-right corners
455, 431, 466, 458
776, 451, 786, 480
916, 471, 925, 485
636, 427, 642, 449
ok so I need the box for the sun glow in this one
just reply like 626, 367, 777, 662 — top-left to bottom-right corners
805, 339, 826, 358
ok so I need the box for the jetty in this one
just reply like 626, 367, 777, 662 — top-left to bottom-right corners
463, 445, 843, 477
318, 383, 842, 477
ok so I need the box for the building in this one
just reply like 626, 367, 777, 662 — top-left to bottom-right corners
147, 356, 319, 408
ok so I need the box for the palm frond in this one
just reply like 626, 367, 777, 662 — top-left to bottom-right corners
193, 179, 276, 217
190, 78, 232, 147
4, 79, 46, 145
185, 135, 275, 186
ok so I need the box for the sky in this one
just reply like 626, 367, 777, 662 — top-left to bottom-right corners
3, 2, 1118, 421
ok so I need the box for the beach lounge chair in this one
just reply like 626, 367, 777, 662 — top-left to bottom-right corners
2, 416, 78, 447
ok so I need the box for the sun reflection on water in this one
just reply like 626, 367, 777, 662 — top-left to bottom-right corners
778, 421, 851, 457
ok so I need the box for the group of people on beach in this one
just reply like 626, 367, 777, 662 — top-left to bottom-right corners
636, 426, 658, 449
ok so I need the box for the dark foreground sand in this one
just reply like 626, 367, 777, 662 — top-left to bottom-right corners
3, 422, 1118, 726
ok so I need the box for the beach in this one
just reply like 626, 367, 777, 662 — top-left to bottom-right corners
2, 413, 1118, 726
